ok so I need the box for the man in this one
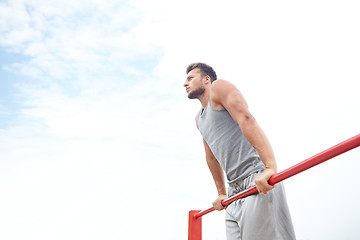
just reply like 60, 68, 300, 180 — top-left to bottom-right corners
184, 62, 295, 240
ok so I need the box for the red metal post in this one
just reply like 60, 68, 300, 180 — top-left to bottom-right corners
193, 133, 360, 219
188, 210, 202, 240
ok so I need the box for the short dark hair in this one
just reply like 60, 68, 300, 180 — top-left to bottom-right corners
186, 62, 217, 83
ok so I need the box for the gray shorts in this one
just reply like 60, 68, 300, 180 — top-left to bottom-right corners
225, 171, 296, 240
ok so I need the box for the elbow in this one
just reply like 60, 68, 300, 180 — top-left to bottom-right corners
206, 155, 217, 163
239, 112, 256, 125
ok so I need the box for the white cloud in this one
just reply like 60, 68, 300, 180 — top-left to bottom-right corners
0, 0, 160, 83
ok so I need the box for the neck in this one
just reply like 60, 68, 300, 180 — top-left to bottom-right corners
198, 90, 210, 109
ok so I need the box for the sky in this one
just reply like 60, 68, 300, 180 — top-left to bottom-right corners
0, 0, 360, 239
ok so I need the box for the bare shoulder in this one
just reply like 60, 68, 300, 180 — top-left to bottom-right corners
211, 79, 250, 113
211, 79, 234, 89
211, 79, 240, 107
211, 79, 238, 96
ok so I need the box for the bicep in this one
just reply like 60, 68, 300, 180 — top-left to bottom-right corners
226, 91, 254, 125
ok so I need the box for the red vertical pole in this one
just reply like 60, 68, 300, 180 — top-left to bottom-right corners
188, 210, 202, 240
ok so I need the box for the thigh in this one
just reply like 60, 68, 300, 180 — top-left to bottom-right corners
239, 192, 277, 240
239, 183, 296, 240
225, 210, 241, 240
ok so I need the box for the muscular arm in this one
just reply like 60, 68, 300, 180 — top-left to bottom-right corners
203, 139, 227, 210
203, 139, 226, 195
211, 80, 277, 194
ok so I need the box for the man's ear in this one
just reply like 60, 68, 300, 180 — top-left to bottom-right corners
204, 75, 211, 84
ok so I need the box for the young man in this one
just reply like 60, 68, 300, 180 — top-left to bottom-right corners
184, 63, 296, 240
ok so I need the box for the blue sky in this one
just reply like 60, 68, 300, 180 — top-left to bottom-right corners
1, 0, 360, 239
0, 49, 30, 128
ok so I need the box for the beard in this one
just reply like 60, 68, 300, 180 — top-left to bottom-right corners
188, 85, 205, 99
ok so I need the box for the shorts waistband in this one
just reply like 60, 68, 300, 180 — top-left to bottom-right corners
228, 171, 262, 188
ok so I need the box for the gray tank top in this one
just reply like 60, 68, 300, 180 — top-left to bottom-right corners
197, 100, 265, 183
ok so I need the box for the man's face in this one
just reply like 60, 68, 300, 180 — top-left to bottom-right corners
184, 68, 206, 99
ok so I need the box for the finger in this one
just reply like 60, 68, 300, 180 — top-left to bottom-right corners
264, 185, 275, 194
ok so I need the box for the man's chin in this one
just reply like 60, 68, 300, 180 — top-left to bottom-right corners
187, 93, 197, 99
187, 88, 204, 99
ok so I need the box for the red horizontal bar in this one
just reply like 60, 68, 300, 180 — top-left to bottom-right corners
194, 133, 360, 219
